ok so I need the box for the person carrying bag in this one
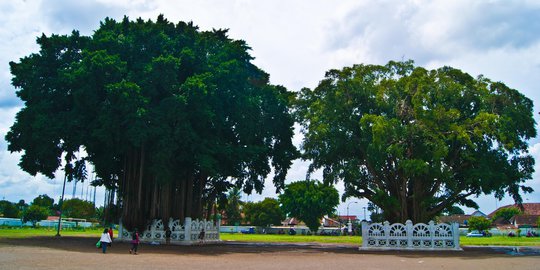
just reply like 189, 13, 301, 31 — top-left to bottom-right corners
99, 228, 112, 253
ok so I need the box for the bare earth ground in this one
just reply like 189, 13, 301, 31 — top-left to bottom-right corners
0, 237, 538, 270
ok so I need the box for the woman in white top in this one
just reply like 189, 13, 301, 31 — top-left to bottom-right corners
99, 228, 112, 253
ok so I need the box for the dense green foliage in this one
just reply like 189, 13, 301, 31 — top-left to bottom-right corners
296, 60, 536, 223
467, 216, 492, 232
22, 205, 49, 227
6, 16, 297, 230
31, 194, 55, 213
442, 206, 465, 216
0, 200, 20, 218
279, 180, 339, 232
491, 207, 521, 222
61, 198, 96, 220
223, 187, 243, 225
243, 198, 284, 226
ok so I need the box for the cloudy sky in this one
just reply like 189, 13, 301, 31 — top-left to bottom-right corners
1, 0, 539, 218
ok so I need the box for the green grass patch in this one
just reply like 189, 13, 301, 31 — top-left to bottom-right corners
220, 233, 361, 244
0, 227, 106, 238
222, 233, 540, 246
1, 228, 539, 246
460, 235, 540, 246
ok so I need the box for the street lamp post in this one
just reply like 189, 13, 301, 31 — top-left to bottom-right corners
363, 206, 367, 221
56, 174, 68, 237
346, 201, 358, 235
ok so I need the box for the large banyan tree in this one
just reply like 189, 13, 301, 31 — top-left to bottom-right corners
6, 16, 297, 230
296, 61, 536, 223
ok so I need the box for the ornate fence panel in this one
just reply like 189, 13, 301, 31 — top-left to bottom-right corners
361, 220, 460, 250
118, 217, 220, 245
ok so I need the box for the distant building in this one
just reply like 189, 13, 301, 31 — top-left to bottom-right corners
439, 210, 488, 227
439, 215, 470, 227
509, 215, 540, 228
337, 215, 358, 223
282, 217, 301, 226
488, 203, 540, 217
488, 203, 540, 229
470, 210, 487, 217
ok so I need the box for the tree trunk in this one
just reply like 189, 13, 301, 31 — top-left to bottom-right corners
184, 175, 194, 218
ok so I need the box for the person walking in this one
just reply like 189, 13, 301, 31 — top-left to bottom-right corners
108, 226, 114, 246
198, 228, 205, 244
129, 229, 140, 255
100, 228, 112, 253
165, 227, 171, 245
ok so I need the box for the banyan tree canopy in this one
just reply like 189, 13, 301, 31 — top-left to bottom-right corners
6, 15, 298, 230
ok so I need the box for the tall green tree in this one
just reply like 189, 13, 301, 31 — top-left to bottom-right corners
491, 207, 521, 222
32, 194, 55, 210
467, 216, 492, 232
279, 180, 339, 232
223, 187, 243, 225
61, 198, 96, 219
243, 198, 284, 226
6, 15, 297, 231
296, 61, 536, 223
22, 205, 49, 227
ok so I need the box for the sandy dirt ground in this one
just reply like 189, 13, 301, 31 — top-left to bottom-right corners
0, 237, 539, 270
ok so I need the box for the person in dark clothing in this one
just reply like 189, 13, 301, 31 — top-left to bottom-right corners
198, 228, 205, 244
129, 229, 140, 255
165, 228, 172, 245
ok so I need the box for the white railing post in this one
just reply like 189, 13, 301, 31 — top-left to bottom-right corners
118, 219, 124, 241
383, 221, 390, 247
405, 220, 413, 248
184, 217, 192, 243
361, 221, 368, 248
452, 222, 460, 250
428, 220, 435, 249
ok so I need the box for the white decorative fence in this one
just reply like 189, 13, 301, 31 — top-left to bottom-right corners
361, 220, 461, 250
118, 217, 220, 245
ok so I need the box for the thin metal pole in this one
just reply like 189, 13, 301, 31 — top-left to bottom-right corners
56, 173, 68, 237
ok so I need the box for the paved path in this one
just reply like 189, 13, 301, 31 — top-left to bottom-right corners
0, 237, 538, 269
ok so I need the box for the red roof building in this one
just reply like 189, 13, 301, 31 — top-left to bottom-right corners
488, 203, 540, 217
510, 215, 540, 228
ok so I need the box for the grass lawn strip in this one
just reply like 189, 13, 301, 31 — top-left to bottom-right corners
1, 228, 539, 246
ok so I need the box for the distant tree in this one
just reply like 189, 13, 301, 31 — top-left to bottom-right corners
62, 198, 96, 219
243, 198, 284, 226
95, 206, 104, 222
0, 200, 20, 218
368, 202, 384, 222
442, 206, 465, 216
16, 199, 27, 211
279, 180, 339, 232
491, 207, 522, 222
32, 194, 55, 211
369, 212, 385, 223
467, 216, 491, 232
22, 205, 49, 227
224, 187, 243, 225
